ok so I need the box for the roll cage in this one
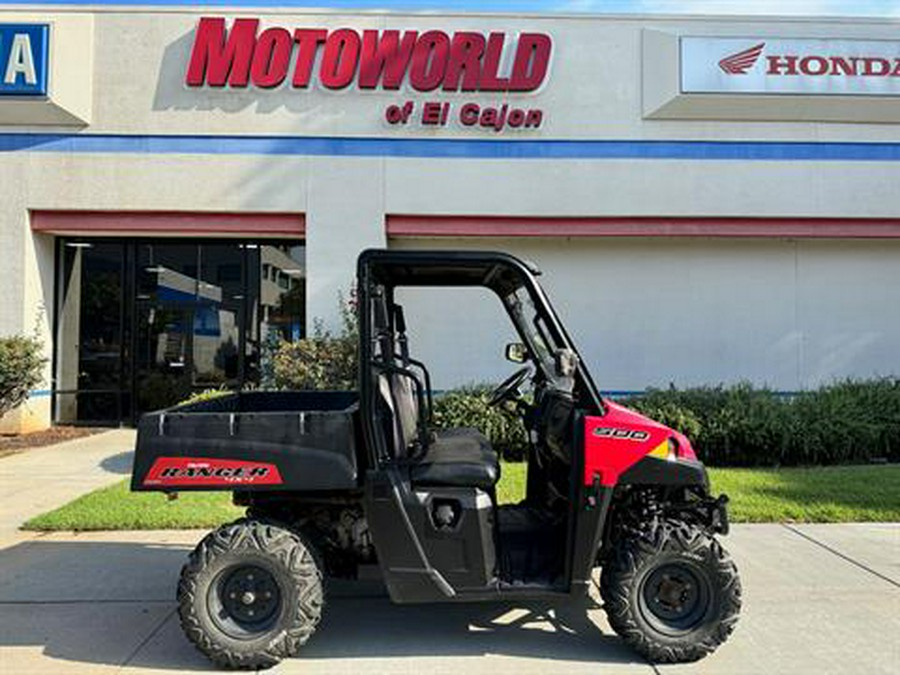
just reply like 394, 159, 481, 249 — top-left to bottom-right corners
356, 248, 604, 469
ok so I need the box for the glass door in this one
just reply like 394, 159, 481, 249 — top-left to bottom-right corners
54, 241, 126, 424
193, 243, 245, 389
134, 243, 198, 415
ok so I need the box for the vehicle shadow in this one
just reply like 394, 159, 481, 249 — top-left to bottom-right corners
0, 538, 642, 670
100, 450, 134, 475
303, 594, 639, 664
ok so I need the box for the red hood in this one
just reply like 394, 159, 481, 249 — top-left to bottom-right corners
601, 398, 698, 461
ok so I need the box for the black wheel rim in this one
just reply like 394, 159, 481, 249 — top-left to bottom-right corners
209, 563, 283, 639
638, 561, 712, 635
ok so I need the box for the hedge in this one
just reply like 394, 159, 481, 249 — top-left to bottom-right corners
623, 380, 900, 467
431, 386, 529, 461
428, 379, 900, 467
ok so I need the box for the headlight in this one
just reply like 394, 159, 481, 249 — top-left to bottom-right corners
667, 437, 678, 461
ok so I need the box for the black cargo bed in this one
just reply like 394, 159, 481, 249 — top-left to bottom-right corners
131, 391, 360, 492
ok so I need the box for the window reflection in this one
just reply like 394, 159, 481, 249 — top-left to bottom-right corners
194, 243, 243, 387
54, 238, 306, 424
260, 245, 305, 342
55, 241, 124, 423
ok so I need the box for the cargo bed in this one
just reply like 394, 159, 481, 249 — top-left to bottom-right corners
131, 391, 360, 492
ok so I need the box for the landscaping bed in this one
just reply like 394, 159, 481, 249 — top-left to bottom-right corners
0, 426, 106, 457
23, 463, 900, 531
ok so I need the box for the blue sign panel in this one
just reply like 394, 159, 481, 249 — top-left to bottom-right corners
0, 24, 49, 96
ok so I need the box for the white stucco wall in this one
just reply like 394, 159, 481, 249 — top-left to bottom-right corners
0, 7, 898, 429
392, 237, 900, 392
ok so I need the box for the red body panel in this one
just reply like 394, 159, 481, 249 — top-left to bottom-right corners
583, 400, 697, 487
143, 457, 283, 487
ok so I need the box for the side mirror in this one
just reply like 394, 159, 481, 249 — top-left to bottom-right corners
505, 342, 528, 364
554, 348, 578, 377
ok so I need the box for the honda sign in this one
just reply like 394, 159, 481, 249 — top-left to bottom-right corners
680, 37, 900, 96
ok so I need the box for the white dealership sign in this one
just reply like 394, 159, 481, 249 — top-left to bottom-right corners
681, 37, 900, 96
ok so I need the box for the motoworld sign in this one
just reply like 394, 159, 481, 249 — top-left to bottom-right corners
681, 37, 900, 96
0, 23, 49, 96
184, 17, 551, 132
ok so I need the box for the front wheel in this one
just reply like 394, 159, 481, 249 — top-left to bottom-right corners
599, 518, 741, 663
177, 518, 324, 670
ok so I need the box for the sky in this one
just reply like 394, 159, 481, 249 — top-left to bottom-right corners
300, 0, 900, 16
553, 0, 900, 17
5, 0, 900, 16
166, 0, 900, 17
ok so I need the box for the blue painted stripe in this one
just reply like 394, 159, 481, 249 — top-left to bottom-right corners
28, 389, 52, 397
603, 389, 803, 399
1, 133, 900, 160
601, 390, 649, 398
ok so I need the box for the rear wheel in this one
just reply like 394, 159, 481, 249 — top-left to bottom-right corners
599, 518, 741, 663
178, 518, 324, 670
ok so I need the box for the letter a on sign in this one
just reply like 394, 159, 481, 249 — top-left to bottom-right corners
0, 24, 49, 95
5, 34, 37, 85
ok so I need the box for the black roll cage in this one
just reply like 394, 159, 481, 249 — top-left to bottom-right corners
357, 249, 604, 469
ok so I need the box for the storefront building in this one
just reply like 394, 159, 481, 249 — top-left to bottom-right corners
1, 6, 899, 431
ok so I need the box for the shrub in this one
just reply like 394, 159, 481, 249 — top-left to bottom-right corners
792, 379, 900, 465
178, 388, 231, 407
258, 330, 282, 390
621, 399, 703, 442
622, 379, 900, 467
431, 385, 529, 461
0, 335, 46, 419
271, 293, 358, 391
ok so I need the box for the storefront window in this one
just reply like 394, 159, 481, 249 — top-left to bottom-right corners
194, 243, 243, 388
55, 241, 125, 424
135, 243, 198, 412
54, 237, 306, 424
260, 244, 306, 343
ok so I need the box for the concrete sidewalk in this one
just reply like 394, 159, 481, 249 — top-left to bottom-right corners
0, 429, 135, 547
0, 524, 897, 675
0, 434, 897, 674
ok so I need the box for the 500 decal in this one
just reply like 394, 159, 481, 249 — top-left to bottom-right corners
592, 427, 650, 441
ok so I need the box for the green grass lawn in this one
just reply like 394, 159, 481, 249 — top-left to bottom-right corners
23, 463, 900, 531
707, 465, 900, 523
24, 480, 245, 531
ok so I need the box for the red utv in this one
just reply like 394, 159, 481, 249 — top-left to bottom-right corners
132, 249, 740, 669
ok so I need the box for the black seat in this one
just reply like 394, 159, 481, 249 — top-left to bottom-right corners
375, 301, 499, 492
411, 429, 500, 491
378, 370, 500, 491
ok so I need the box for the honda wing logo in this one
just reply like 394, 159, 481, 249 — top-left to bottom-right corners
718, 42, 765, 74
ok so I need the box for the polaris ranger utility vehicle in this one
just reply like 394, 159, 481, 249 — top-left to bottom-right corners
131, 249, 740, 669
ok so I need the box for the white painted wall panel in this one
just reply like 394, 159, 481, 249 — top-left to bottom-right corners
382, 158, 900, 219
393, 237, 900, 392
794, 240, 900, 386
393, 286, 519, 389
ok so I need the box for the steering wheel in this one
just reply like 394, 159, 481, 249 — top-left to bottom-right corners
488, 366, 532, 407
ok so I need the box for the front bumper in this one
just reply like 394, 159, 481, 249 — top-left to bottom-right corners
710, 493, 730, 535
